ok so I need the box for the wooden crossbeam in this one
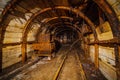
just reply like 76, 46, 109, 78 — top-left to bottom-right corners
88, 38, 120, 45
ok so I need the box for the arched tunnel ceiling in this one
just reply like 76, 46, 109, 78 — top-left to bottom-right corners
0, 0, 120, 44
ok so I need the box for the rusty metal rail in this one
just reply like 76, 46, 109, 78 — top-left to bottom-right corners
75, 50, 87, 80
52, 51, 67, 80
53, 39, 87, 80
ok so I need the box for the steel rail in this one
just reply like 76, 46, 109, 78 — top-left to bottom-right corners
53, 39, 87, 80
75, 49, 87, 80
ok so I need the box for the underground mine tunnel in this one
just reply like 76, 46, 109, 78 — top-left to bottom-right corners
0, 0, 120, 80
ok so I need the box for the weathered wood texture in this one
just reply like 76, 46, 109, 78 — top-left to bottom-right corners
0, 40, 2, 72
32, 34, 55, 57
118, 45, 120, 79
114, 44, 120, 80
21, 43, 27, 63
37, 34, 51, 43
88, 38, 120, 45
2, 45, 22, 69
0, 27, 2, 72
89, 20, 118, 79
94, 44, 99, 69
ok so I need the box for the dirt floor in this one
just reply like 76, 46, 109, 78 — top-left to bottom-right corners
11, 46, 70, 80
77, 49, 107, 80
0, 45, 107, 80
58, 50, 84, 80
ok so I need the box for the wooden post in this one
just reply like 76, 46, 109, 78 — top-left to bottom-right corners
86, 44, 90, 58
118, 45, 120, 79
0, 43, 2, 72
84, 43, 87, 57
0, 28, 2, 72
115, 44, 120, 79
84, 43, 89, 59
21, 43, 27, 63
86, 38, 90, 58
95, 43, 99, 69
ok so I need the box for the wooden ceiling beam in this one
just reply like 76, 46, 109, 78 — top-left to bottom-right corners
21, 6, 97, 63
22, 6, 97, 42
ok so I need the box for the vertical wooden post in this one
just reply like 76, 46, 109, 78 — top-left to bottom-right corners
0, 28, 2, 72
86, 44, 90, 58
86, 38, 90, 58
21, 43, 27, 63
0, 43, 2, 72
95, 43, 99, 69
114, 44, 120, 79
84, 43, 87, 57
84, 43, 89, 59
118, 45, 120, 79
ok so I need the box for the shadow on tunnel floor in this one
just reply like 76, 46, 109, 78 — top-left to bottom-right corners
76, 49, 107, 80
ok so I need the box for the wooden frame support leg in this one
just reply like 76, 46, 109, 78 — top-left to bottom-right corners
0, 44, 2, 72
95, 44, 99, 69
86, 44, 90, 58
115, 44, 120, 80
118, 45, 120, 79
84, 43, 89, 59
0, 28, 2, 72
21, 43, 27, 63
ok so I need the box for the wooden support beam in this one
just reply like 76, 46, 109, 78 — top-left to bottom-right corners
2, 41, 36, 47
1, 0, 17, 17
87, 44, 90, 57
3, 42, 21, 47
85, 37, 90, 58
0, 43, 2, 72
0, 27, 2, 72
21, 43, 27, 63
118, 45, 120, 79
84, 37, 89, 59
94, 44, 99, 69
94, 0, 120, 37
88, 38, 120, 45
22, 6, 98, 49
84, 43, 88, 59
114, 44, 120, 79
16, 3, 33, 14
8, 8, 26, 19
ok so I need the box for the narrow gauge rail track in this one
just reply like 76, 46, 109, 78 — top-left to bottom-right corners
53, 40, 87, 80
